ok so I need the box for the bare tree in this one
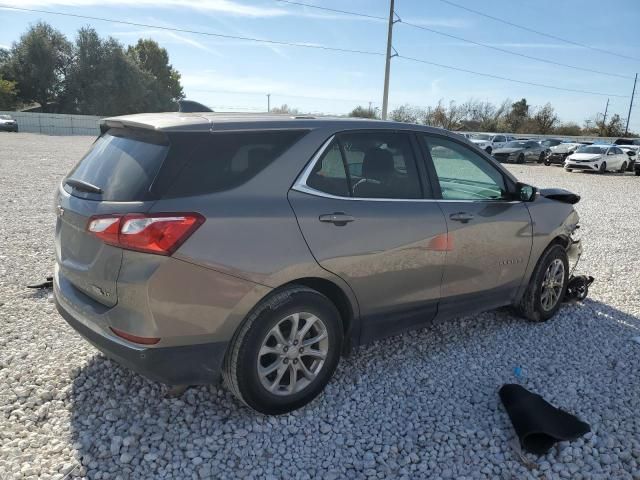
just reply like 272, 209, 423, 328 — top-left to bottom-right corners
532, 103, 558, 134
270, 104, 299, 114
389, 104, 422, 123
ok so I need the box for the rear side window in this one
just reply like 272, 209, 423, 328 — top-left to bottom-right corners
305, 131, 423, 199
164, 130, 307, 198
66, 128, 169, 201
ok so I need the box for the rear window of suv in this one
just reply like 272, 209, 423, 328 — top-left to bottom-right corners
66, 128, 307, 201
163, 130, 307, 198
65, 128, 169, 201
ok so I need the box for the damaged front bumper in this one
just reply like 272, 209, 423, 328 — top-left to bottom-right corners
567, 236, 582, 273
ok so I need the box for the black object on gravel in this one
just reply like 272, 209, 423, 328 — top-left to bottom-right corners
499, 384, 591, 455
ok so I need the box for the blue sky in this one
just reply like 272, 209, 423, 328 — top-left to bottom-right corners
1, 0, 639, 129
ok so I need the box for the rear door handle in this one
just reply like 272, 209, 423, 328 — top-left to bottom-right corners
319, 212, 355, 226
449, 212, 474, 223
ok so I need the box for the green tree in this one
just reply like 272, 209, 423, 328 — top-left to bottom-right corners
0, 76, 18, 109
5, 22, 72, 112
506, 98, 530, 132
127, 39, 184, 111
348, 105, 379, 119
62, 28, 150, 116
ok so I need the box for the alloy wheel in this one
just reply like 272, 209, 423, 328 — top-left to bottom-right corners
257, 312, 329, 396
540, 259, 565, 311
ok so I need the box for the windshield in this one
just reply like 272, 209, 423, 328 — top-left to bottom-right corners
471, 134, 491, 141
504, 141, 526, 148
576, 146, 607, 154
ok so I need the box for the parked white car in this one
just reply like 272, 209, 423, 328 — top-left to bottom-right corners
564, 144, 629, 173
619, 145, 638, 172
468, 133, 512, 154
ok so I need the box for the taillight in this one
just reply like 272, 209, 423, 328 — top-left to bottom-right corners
87, 213, 204, 255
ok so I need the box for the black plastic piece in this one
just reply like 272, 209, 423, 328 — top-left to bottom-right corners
178, 99, 213, 113
499, 384, 590, 455
539, 188, 581, 204
27, 276, 53, 289
565, 275, 594, 301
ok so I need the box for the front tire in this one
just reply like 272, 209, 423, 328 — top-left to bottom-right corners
517, 154, 525, 164
620, 161, 627, 173
515, 244, 569, 322
485, 146, 492, 154
599, 162, 606, 174
223, 286, 343, 414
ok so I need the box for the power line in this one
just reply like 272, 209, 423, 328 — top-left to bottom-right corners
398, 19, 634, 80
0, 4, 383, 57
0, 3, 631, 100
435, 0, 640, 62
275, 0, 635, 80
189, 88, 377, 105
275, 0, 385, 21
398, 55, 630, 98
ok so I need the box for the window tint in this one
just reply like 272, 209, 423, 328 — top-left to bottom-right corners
66, 128, 169, 201
423, 135, 507, 201
526, 141, 539, 148
614, 147, 624, 154
164, 130, 307, 198
306, 140, 350, 197
494, 135, 505, 142
339, 132, 422, 199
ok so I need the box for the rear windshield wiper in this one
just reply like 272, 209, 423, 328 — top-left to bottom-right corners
64, 178, 103, 194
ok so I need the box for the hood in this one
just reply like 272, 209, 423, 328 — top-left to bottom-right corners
568, 153, 602, 162
493, 147, 523, 154
551, 144, 579, 153
539, 188, 580, 205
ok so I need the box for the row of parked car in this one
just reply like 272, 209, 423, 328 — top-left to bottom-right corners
463, 133, 640, 175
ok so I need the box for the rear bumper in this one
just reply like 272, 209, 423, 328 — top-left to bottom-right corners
56, 297, 227, 385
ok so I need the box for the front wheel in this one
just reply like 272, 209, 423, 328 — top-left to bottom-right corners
223, 286, 343, 415
514, 244, 569, 322
485, 146, 492, 154
620, 161, 627, 173
517, 154, 525, 164
599, 162, 606, 174
538, 152, 545, 163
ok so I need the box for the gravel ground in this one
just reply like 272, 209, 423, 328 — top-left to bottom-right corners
1, 132, 639, 479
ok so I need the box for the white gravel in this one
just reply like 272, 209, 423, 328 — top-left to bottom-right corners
1, 132, 639, 479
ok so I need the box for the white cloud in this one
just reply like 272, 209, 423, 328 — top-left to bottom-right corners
110, 29, 223, 55
9, 0, 288, 17
401, 17, 472, 29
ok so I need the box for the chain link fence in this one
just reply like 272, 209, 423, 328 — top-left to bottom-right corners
0, 111, 102, 136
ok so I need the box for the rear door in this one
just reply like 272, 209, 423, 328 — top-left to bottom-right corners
492, 135, 507, 149
55, 128, 169, 306
288, 130, 448, 342
418, 134, 532, 318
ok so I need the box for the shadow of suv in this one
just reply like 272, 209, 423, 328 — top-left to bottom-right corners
54, 113, 582, 414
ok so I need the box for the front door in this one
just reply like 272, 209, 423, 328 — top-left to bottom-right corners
418, 134, 533, 319
288, 131, 448, 342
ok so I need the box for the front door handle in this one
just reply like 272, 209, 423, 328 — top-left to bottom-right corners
319, 212, 355, 226
449, 212, 474, 223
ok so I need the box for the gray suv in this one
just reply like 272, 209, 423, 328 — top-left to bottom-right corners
54, 113, 582, 414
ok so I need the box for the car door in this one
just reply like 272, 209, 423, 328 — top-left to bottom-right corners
418, 133, 533, 319
605, 147, 622, 170
493, 135, 507, 149
525, 141, 541, 162
288, 130, 448, 342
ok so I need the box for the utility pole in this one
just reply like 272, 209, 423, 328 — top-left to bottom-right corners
368, 101, 372, 115
625, 73, 637, 136
267, 93, 271, 113
602, 98, 609, 125
381, 0, 395, 120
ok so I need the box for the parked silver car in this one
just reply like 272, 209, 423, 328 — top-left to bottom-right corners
54, 113, 582, 414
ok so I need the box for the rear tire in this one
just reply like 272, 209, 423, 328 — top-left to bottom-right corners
485, 146, 492, 154
538, 152, 545, 163
223, 286, 343, 415
514, 244, 569, 322
517, 154, 525, 164
620, 161, 627, 173
565, 168, 572, 172
599, 162, 606, 174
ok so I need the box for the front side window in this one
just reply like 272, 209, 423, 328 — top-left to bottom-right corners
494, 135, 506, 143
304, 132, 423, 200
422, 135, 508, 201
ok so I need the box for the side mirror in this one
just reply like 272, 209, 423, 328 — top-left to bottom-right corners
626, 150, 635, 156
517, 182, 537, 202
